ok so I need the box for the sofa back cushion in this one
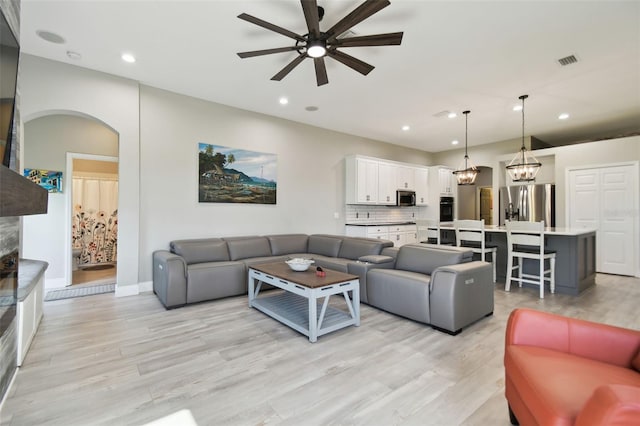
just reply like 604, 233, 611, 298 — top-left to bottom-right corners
170, 238, 229, 264
308, 235, 343, 258
224, 236, 272, 261
396, 245, 471, 275
338, 237, 393, 260
266, 234, 308, 256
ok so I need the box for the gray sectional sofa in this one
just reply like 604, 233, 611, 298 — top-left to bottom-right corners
152, 234, 395, 309
152, 234, 494, 334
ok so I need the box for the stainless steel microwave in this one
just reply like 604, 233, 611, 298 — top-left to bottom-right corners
396, 190, 416, 206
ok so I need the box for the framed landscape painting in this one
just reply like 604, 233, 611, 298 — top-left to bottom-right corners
198, 143, 277, 204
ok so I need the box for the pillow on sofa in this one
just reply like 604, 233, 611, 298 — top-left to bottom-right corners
170, 238, 230, 264
308, 235, 342, 258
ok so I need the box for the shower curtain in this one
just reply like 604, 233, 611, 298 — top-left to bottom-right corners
72, 177, 118, 266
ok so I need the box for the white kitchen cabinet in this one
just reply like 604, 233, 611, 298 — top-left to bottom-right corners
345, 225, 389, 240
396, 165, 415, 190
388, 224, 418, 247
414, 167, 429, 206
345, 157, 378, 204
438, 167, 455, 195
377, 162, 397, 205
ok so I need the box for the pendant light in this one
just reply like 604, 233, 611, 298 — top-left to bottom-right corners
506, 94, 541, 182
452, 110, 479, 185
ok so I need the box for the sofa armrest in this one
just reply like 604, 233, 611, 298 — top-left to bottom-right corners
506, 309, 640, 368
429, 261, 493, 334
153, 250, 188, 309
347, 258, 395, 304
358, 254, 395, 265
575, 385, 640, 426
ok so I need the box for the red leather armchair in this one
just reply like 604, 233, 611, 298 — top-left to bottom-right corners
504, 308, 640, 426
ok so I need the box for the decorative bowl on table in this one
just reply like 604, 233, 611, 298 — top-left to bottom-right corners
285, 258, 315, 272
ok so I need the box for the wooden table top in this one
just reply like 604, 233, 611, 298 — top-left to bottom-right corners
250, 262, 358, 289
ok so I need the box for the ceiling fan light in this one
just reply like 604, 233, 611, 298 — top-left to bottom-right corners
307, 44, 326, 58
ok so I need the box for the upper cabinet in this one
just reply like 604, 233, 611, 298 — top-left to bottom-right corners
345, 156, 429, 206
438, 167, 455, 195
396, 165, 415, 190
346, 156, 379, 204
414, 167, 429, 205
378, 161, 397, 205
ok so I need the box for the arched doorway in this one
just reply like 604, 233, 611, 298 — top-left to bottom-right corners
21, 113, 119, 289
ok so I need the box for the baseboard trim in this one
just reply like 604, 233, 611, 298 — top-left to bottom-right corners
115, 284, 139, 298
138, 281, 153, 293
45, 277, 67, 290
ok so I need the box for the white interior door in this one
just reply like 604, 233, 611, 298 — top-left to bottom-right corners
568, 164, 637, 276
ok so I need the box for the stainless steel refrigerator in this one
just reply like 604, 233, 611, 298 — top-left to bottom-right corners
499, 184, 555, 226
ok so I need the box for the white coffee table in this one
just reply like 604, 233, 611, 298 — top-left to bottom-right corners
248, 262, 360, 343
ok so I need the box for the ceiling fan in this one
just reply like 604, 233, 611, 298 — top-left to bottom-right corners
237, 0, 403, 86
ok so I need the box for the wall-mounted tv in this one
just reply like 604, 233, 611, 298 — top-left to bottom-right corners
0, 9, 19, 168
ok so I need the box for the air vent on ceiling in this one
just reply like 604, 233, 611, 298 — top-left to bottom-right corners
558, 55, 578, 66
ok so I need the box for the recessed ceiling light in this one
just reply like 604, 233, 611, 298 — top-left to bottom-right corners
305, 106, 319, 112
447, 112, 457, 119
402, 125, 410, 131
451, 140, 459, 145
513, 105, 523, 111
36, 30, 65, 44
121, 53, 136, 63
66, 51, 81, 60
279, 97, 289, 105
558, 113, 570, 120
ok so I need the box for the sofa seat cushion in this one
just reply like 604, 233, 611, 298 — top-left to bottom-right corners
312, 255, 350, 273
505, 345, 640, 426
187, 261, 246, 303
366, 269, 431, 324
243, 256, 288, 268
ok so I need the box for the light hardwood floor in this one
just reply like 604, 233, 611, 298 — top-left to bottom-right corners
2, 274, 639, 426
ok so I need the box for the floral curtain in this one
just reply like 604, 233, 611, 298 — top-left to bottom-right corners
72, 177, 118, 266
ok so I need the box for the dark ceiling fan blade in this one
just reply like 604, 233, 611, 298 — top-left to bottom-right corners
271, 53, 307, 81
238, 13, 305, 42
326, 0, 391, 43
332, 32, 403, 48
237, 46, 300, 58
301, 0, 320, 38
327, 49, 375, 75
314, 57, 328, 86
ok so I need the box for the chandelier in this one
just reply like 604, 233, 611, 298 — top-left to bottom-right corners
506, 94, 541, 182
452, 110, 479, 185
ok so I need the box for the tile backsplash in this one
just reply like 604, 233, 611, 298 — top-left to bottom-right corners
345, 205, 427, 223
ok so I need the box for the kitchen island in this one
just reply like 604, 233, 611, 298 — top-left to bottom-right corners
439, 224, 596, 295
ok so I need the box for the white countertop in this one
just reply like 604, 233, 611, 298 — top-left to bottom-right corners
439, 223, 596, 236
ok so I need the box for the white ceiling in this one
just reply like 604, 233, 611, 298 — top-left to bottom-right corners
19, 0, 640, 152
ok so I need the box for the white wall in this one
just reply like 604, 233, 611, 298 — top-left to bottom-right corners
138, 86, 432, 282
19, 54, 140, 293
22, 115, 117, 285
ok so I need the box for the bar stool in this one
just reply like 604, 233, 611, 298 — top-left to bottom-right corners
416, 219, 441, 244
505, 220, 556, 299
453, 219, 497, 282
